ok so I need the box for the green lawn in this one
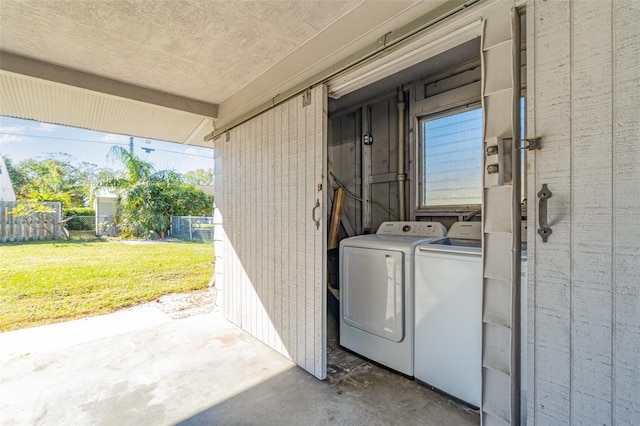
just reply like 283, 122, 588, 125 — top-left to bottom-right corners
0, 239, 214, 331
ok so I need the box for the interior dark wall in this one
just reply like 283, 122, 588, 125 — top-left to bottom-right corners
327, 38, 483, 238
328, 111, 362, 237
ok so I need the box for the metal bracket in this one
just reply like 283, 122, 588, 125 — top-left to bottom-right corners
302, 89, 312, 107
537, 184, 552, 242
486, 145, 499, 156
519, 137, 541, 151
487, 164, 499, 174
376, 32, 391, 48
363, 134, 373, 145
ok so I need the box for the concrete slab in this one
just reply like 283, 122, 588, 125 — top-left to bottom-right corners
0, 306, 479, 425
0, 305, 170, 361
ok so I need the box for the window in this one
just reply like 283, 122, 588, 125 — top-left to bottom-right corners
420, 107, 483, 207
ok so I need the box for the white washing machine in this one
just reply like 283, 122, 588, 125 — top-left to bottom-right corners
339, 221, 447, 376
414, 221, 483, 407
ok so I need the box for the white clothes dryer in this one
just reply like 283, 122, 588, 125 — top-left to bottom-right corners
339, 221, 447, 376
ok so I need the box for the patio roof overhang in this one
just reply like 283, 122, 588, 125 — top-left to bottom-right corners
0, 0, 461, 146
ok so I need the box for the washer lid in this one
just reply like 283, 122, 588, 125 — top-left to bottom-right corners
446, 221, 482, 239
429, 238, 482, 248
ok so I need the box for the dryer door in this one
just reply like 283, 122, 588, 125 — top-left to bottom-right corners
342, 247, 404, 342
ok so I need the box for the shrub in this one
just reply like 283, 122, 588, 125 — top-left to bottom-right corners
64, 207, 96, 217
63, 207, 96, 231
66, 216, 95, 231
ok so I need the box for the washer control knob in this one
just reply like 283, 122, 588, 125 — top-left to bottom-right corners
402, 225, 411, 233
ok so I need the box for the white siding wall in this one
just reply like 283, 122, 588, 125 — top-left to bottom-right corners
527, 0, 640, 424
213, 87, 327, 379
0, 156, 17, 202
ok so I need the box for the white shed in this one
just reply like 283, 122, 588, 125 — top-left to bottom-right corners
0, 155, 16, 202
0, 1, 638, 423
93, 189, 118, 237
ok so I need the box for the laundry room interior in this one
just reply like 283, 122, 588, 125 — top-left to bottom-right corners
325, 10, 527, 417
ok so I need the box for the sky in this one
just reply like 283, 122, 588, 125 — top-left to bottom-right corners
0, 116, 214, 174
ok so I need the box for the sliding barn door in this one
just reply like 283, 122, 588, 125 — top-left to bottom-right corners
480, 5, 521, 425
213, 86, 327, 379
526, 1, 640, 424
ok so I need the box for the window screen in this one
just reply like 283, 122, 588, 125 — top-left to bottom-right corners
421, 107, 482, 207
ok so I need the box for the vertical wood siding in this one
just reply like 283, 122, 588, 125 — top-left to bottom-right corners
571, 1, 613, 423
613, 2, 640, 423
529, 0, 573, 423
213, 87, 327, 379
328, 96, 400, 235
370, 97, 400, 229
328, 111, 361, 235
528, 0, 640, 423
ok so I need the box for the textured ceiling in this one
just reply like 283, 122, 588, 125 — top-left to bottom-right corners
0, 0, 362, 105
0, 0, 459, 145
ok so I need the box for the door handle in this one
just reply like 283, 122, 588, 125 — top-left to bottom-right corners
537, 184, 552, 242
312, 199, 320, 230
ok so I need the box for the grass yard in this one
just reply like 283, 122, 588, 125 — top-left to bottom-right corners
0, 239, 214, 331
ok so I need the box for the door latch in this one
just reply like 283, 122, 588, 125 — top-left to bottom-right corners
519, 137, 541, 151
312, 199, 321, 230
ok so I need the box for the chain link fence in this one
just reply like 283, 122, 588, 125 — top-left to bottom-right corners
170, 216, 215, 243
65, 216, 96, 231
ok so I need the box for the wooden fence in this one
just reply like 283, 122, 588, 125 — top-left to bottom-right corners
0, 201, 63, 242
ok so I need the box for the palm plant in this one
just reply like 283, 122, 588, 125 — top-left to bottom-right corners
97, 146, 183, 238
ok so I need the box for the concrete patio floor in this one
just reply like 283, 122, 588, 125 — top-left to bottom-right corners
0, 303, 479, 425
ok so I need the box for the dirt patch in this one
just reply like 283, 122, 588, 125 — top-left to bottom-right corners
149, 289, 217, 319
120, 238, 183, 245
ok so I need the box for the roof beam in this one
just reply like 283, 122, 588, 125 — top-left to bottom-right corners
0, 50, 218, 118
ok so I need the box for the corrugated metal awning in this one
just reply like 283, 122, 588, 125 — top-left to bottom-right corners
0, 70, 213, 148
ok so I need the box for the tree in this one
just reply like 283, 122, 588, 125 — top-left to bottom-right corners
98, 146, 213, 238
7, 154, 102, 208
4, 156, 27, 192
183, 168, 213, 186
163, 183, 213, 216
